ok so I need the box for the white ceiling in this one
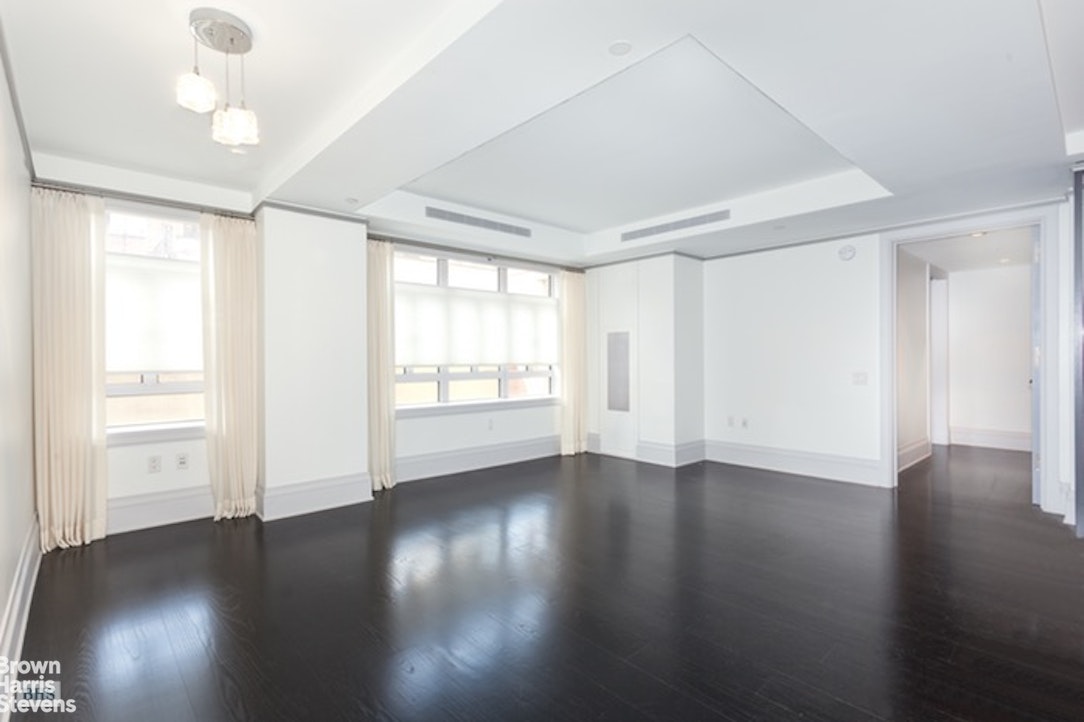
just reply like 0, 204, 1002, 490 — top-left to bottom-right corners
0, 0, 1080, 265
403, 36, 861, 233
902, 227, 1036, 273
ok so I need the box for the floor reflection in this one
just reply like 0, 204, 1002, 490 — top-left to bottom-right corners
18, 451, 1084, 721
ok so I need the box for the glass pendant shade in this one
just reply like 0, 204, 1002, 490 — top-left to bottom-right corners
175, 71, 216, 114
212, 105, 260, 146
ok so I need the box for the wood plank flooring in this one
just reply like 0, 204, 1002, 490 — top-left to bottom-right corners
15, 446, 1084, 721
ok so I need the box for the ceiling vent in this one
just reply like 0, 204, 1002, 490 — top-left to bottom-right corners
621, 209, 731, 242
425, 206, 532, 238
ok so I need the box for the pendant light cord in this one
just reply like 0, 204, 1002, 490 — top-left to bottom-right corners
223, 49, 231, 108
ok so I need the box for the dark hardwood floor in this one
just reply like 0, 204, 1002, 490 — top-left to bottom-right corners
15, 446, 1084, 721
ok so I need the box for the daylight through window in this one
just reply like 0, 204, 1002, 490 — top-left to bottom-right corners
105, 209, 203, 427
393, 250, 558, 406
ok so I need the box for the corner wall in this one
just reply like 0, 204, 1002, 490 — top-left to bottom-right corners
0, 46, 39, 684
585, 255, 704, 467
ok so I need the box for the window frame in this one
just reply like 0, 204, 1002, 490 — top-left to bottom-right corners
392, 248, 560, 409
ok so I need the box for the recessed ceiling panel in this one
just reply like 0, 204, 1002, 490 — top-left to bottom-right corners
404, 35, 860, 232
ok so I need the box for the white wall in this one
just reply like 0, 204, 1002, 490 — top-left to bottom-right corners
588, 261, 640, 459
929, 279, 949, 445
896, 250, 930, 469
586, 255, 703, 467
948, 265, 1032, 450
0, 48, 36, 662
703, 235, 883, 485
108, 440, 209, 498
259, 207, 371, 516
674, 255, 704, 446
396, 403, 560, 481
637, 256, 677, 448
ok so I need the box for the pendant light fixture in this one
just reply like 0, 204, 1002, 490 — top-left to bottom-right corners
178, 8, 259, 147
175, 37, 216, 113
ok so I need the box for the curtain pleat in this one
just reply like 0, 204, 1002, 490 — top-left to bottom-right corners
367, 240, 396, 491
560, 270, 587, 455
32, 188, 108, 552
201, 214, 259, 519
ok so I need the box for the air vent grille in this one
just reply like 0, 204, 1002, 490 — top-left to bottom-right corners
621, 209, 731, 242
425, 206, 532, 238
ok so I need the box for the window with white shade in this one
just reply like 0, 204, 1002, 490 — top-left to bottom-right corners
393, 250, 558, 406
105, 209, 203, 427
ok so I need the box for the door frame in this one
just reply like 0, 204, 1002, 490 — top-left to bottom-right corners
881, 203, 1067, 519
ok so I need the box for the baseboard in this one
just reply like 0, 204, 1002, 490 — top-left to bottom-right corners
586, 432, 601, 454
950, 427, 1031, 452
261, 473, 373, 522
396, 436, 560, 483
107, 486, 214, 535
704, 439, 887, 487
634, 440, 705, 468
897, 438, 932, 472
0, 520, 41, 696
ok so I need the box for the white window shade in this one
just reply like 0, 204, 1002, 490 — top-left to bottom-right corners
395, 283, 559, 366
106, 254, 202, 371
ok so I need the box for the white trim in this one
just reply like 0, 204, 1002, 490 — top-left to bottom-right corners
586, 432, 601, 453
0, 520, 42, 707
396, 436, 560, 482
879, 232, 899, 488
634, 440, 705, 468
107, 486, 214, 534
950, 428, 1032, 452
676, 440, 706, 467
704, 440, 887, 487
260, 473, 373, 522
898, 438, 932, 472
396, 396, 558, 419
107, 422, 205, 447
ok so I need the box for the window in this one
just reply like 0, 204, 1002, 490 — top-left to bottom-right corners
105, 209, 203, 427
393, 251, 559, 406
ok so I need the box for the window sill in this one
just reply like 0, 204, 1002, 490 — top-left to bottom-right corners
106, 422, 206, 447
396, 396, 559, 420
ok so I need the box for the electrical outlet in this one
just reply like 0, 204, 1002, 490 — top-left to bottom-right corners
741, 418, 748, 429
727, 415, 735, 428
176, 453, 189, 470
148, 455, 162, 474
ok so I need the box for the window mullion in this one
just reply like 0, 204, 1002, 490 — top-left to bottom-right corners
437, 257, 449, 287
438, 365, 449, 403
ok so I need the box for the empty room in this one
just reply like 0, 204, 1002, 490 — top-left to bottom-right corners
2, 1, 1084, 720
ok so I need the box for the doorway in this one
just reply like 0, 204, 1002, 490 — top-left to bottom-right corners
894, 226, 1039, 501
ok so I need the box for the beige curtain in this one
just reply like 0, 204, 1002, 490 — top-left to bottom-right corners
367, 239, 396, 491
560, 270, 587, 455
31, 188, 108, 552
201, 214, 259, 519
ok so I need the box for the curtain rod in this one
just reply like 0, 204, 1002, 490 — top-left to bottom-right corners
30, 179, 256, 221
370, 232, 584, 273
255, 200, 370, 226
